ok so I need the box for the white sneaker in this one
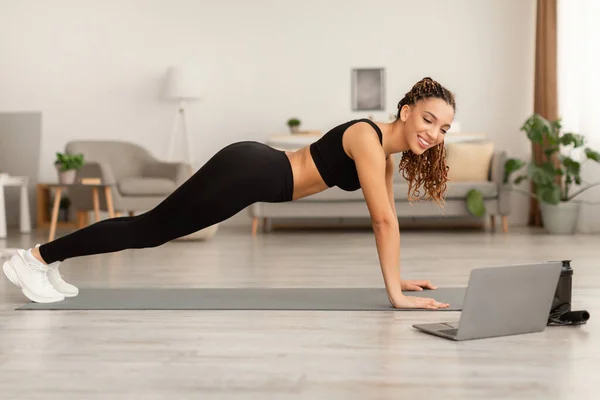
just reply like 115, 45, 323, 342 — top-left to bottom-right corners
47, 263, 79, 297
35, 244, 79, 297
2, 250, 65, 303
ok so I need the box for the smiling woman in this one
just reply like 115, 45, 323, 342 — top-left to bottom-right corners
4, 77, 457, 312
395, 77, 456, 207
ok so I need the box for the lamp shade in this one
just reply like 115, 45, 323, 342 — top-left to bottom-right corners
163, 65, 202, 101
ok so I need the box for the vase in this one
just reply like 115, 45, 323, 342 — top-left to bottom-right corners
539, 201, 580, 235
57, 169, 77, 185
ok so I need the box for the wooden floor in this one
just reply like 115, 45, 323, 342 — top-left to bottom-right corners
1, 224, 598, 399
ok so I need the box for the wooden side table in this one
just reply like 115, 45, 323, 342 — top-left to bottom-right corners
43, 182, 116, 241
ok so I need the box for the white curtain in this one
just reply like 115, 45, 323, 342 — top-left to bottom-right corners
557, 0, 600, 233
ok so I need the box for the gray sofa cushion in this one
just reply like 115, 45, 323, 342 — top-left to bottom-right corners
118, 177, 177, 196
298, 181, 498, 202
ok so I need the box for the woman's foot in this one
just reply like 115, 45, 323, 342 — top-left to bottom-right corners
2, 249, 65, 303
34, 244, 79, 297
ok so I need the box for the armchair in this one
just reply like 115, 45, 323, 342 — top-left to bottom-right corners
64, 140, 192, 216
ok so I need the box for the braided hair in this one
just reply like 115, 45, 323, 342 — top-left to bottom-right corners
396, 77, 455, 207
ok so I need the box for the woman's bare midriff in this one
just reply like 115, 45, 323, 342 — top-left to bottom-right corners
284, 146, 329, 200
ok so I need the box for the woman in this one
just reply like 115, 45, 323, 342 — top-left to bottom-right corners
3, 77, 455, 309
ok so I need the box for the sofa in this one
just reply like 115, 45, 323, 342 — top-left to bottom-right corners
248, 139, 510, 234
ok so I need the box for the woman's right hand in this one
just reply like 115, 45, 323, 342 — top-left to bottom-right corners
390, 294, 449, 309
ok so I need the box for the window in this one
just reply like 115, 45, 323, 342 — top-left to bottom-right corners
558, 0, 600, 145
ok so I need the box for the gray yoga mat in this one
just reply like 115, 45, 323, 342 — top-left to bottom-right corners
15, 287, 466, 311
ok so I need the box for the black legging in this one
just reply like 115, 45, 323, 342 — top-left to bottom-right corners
39, 141, 294, 264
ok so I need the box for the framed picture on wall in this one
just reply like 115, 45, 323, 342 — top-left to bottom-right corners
351, 68, 385, 111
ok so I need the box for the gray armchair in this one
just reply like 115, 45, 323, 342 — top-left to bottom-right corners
64, 140, 192, 216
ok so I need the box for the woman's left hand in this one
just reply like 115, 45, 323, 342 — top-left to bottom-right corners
401, 279, 438, 291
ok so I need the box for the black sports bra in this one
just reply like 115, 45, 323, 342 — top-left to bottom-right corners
309, 119, 383, 192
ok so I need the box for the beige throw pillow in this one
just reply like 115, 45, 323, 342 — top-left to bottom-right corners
446, 141, 494, 182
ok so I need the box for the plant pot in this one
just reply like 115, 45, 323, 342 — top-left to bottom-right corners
539, 201, 580, 235
57, 169, 77, 185
290, 126, 300, 134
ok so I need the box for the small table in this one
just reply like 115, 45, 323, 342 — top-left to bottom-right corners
45, 182, 116, 241
0, 175, 32, 239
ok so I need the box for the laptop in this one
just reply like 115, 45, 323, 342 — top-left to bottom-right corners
412, 262, 562, 341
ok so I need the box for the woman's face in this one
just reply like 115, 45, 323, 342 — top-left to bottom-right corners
400, 98, 454, 155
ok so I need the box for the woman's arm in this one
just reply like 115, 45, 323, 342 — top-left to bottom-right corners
345, 123, 448, 309
345, 124, 403, 302
386, 154, 439, 293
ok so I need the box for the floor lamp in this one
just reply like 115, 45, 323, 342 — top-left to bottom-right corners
162, 66, 218, 240
163, 66, 201, 164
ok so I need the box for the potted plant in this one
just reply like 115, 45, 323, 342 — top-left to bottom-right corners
287, 118, 301, 134
487, 114, 599, 234
55, 152, 85, 184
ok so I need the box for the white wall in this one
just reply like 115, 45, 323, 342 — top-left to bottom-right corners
0, 0, 536, 226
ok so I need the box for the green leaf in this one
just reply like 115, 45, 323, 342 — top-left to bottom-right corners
528, 163, 555, 186
585, 147, 600, 162
544, 147, 559, 158
514, 175, 528, 185
503, 158, 526, 183
540, 161, 560, 176
520, 115, 536, 133
526, 129, 544, 143
551, 118, 562, 133
526, 120, 545, 143
545, 118, 561, 144
536, 184, 561, 205
466, 189, 486, 217
562, 157, 581, 176
520, 114, 563, 145
560, 133, 585, 148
